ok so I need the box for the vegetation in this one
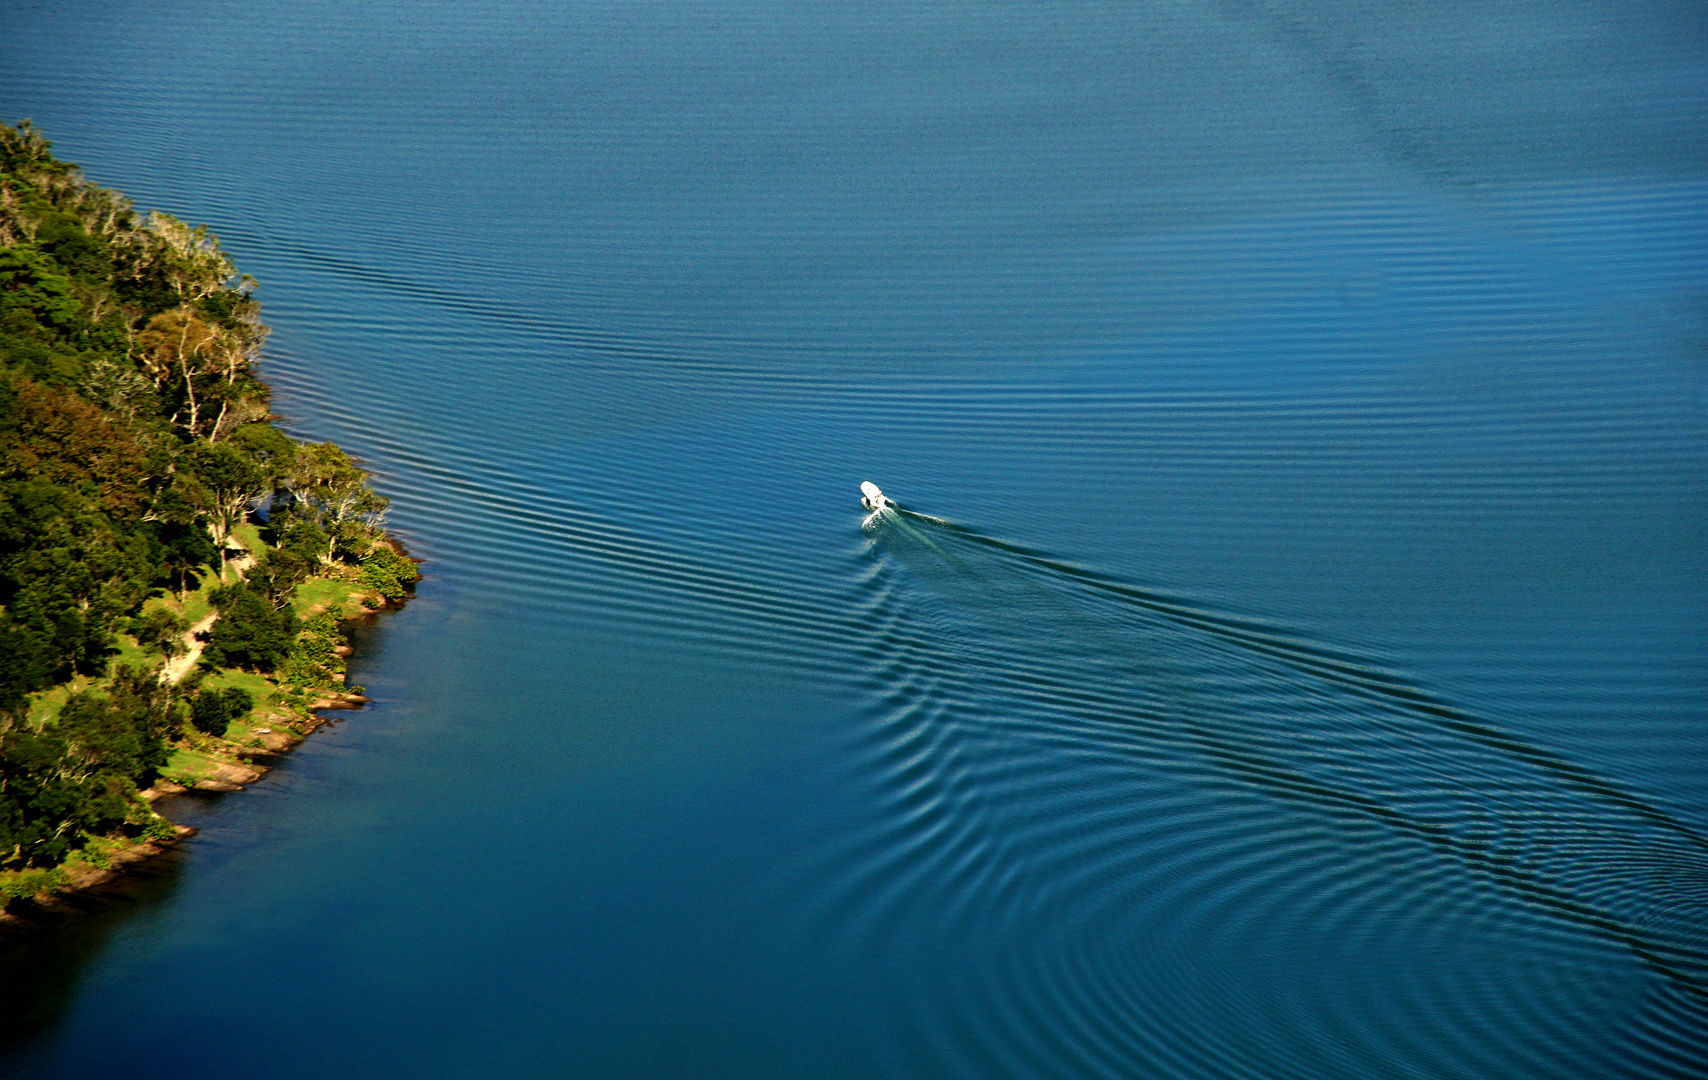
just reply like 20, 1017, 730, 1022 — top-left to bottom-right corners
205, 582, 300, 671
189, 686, 252, 738
0, 121, 416, 901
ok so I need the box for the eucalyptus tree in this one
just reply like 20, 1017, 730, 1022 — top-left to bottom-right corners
134, 305, 269, 440
284, 442, 389, 562
135, 306, 220, 435
184, 441, 267, 558
143, 212, 236, 304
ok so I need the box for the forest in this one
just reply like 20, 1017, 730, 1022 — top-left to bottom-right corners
0, 120, 415, 900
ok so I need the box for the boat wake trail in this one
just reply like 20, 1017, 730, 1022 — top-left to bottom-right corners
784, 504, 1708, 1080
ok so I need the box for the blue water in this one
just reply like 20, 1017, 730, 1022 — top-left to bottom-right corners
3, 1, 1706, 1076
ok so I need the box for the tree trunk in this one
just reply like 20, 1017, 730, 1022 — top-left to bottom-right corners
178, 320, 200, 434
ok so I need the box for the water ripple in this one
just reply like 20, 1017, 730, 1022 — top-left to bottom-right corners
749, 504, 1708, 1078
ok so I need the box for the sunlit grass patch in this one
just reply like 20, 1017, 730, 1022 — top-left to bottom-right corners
197, 668, 279, 741
293, 573, 371, 619
162, 746, 224, 786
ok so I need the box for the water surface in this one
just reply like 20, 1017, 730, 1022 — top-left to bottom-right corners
2, 1, 1705, 1076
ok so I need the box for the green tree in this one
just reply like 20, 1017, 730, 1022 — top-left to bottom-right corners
184, 441, 266, 548
0, 672, 168, 868
0, 477, 157, 680
57, 679, 170, 782
0, 247, 80, 338
189, 686, 252, 737
229, 422, 296, 484
246, 545, 313, 610
140, 516, 218, 599
205, 583, 298, 672
132, 607, 189, 659
284, 442, 388, 561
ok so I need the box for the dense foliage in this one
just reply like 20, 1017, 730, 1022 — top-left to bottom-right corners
205, 583, 300, 672
0, 667, 180, 868
0, 122, 411, 875
189, 686, 253, 738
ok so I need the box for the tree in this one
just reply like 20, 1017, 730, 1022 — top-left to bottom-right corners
103, 664, 186, 748
131, 304, 268, 440
0, 614, 50, 717
131, 607, 189, 660
144, 212, 235, 303
0, 120, 58, 174
228, 422, 296, 485
204, 583, 298, 672
0, 376, 154, 519
190, 686, 251, 737
284, 442, 388, 561
0, 671, 171, 867
140, 516, 218, 599
134, 307, 218, 435
0, 247, 80, 336
246, 545, 312, 610
0, 476, 159, 681
184, 441, 267, 547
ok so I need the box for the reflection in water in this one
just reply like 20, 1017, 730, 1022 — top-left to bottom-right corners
0, 848, 187, 1049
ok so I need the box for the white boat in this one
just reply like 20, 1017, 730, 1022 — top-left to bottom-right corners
860, 481, 891, 512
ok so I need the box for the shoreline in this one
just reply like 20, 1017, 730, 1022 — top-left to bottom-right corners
0, 552, 418, 944
0, 124, 426, 951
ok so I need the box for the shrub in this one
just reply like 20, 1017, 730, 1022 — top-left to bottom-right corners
141, 816, 177, 843
278, 612, 343, 690
0, 866, 67, 903
359, 544, 418, 600
190, 686, 253, 737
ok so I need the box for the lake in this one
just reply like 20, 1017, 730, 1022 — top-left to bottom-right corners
2, 1, 1705, 1076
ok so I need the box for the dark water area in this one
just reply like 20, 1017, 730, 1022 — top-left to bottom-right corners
3, 0, 1706, 1075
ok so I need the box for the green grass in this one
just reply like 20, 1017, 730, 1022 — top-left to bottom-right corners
177, 591, 216, 625
25, 682, 72, 730
196, 667, 283, 742
292, 573, 369, 619
219, 523, 266, 582
198, 667, 276, 702
139, 574, 216, 625
161, 746, 224, 785
107, 631, 151, 669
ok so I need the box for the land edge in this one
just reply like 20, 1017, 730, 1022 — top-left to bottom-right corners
0, 541, 419, 943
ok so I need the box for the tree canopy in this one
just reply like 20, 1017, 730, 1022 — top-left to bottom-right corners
0, 120, 406, 880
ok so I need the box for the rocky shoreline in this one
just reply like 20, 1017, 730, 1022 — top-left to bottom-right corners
0, 588, 411, 944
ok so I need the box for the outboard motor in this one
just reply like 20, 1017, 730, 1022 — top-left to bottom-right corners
860, 481, 890, 512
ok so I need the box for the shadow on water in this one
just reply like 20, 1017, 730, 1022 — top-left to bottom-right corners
829, 503, 1708, 1076
0, 601, 403, 1063
0, 846, 188, 1053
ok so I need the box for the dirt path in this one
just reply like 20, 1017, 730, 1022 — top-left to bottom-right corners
161, 610, 220, 684
162, 535, 255, 685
